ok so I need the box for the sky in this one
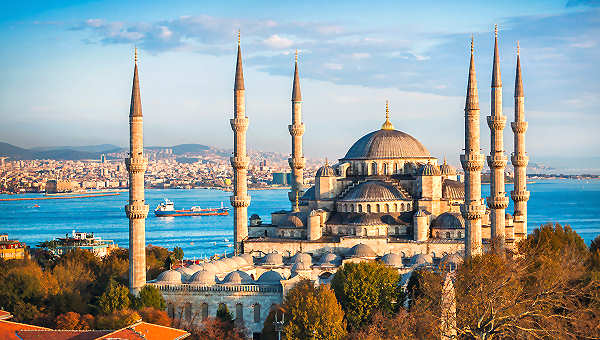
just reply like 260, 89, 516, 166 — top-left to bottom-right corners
1, 0, 599, 168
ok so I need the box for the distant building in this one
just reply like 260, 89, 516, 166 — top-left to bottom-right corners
101, 153, 106, 163
0, 234, 27, 260
45, 179, 73, 193
271, 172, 291, 186
39, 230, 118, 257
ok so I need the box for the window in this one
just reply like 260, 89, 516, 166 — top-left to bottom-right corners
436, 232, 440, 238
376, 204, 380, 213
394, 163, 398, 174
383, 163, 388, 175
358, 205, 363, 213
446, 232, 451, 239
394, 203, 398, 212
236, 303, 243, 321
367, 204, 371, 213
201, 303, 208, 320
401, 203, 405, 211
184, 302, 192, 322
407, 203, 411, 210
254, 304, 261, 323
351, 204, 355, 212
385, 204, 389, 213
372, 162, 377, 175
395, 227, 400, 235
167, 303, 174, 318
458, 231, 462, 238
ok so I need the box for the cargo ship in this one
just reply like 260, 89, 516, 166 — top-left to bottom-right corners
154, 199, 229, 217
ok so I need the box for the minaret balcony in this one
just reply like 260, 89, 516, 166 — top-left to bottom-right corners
460, 202, 486, 220
125, 157, 148, 173
460, 153, 485, 171
288, 157, 306, 169
230, 195, 251, 208
511, 154, 529, 167
230, 117, 249, 132
125, 203, 149, 219
288, 123, 305, 136
511, 190, 530, 202
487, 154, 508, 168
511, 121, 528, 133
487, 115, 507, 130
230, 156, 250, 169
486, 195, 509, 209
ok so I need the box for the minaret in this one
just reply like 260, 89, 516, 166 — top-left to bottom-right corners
288, 50, 306, 206
486, 25, 509, 248
460, 37, 486, 257
511, 41, 530, 241
230, 31, 251, 255
125, 47, 149, 294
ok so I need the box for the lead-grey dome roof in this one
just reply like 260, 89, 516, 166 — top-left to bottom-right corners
156, 269, 182, 284
382, 253, 404, 267
257, 270, 284, 284
343, 129, 430, 160
263, 252, 284, 266
340, 181, 406, 202
432, 212, 465, 229
189, 270, 216, 285
222, 270, 253, 284
316, 164, 336, 177
348, 243, 377, 258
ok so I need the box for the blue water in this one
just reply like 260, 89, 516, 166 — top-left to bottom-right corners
0, 180, 598, 258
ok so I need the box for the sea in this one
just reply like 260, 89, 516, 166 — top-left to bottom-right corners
0, 179, 598, 259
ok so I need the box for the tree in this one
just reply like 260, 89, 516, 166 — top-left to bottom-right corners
331, 261, 400, 330
279, 279, 347, 340
97, 278, 130, 314
172, 247, 184, 262
55, 312, 94, 330
191, 318, 246, 340
216, 303, 234, 323
134, 285, 166, 310
95, 309, 141, 329
590, 235, 600, 277
138, 307, 171, 326
0, 260, 52, 323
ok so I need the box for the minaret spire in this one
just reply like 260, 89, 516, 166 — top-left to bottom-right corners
230, 32, 251, 254
288, 48, 306, 206
511, 41, 530, 241
461, 36, 485, 257
125, 47, 149, 294
487, 24, 509, 249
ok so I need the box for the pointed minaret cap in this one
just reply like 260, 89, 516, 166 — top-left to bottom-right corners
234, 30, 244, 90
130, 47, 142, 117
381, 100, 394, 130
293, 191, 300, 212
465, 35, 480, 111
492, 24, 502, 87
515, 41, 524, 97
292, 49, 302, 101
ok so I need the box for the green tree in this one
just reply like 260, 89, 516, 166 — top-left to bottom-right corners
134, 285, 166, 311
95, 309, 141, 329
216, 303, 233, 323
331, 261, 400, 330
520, 223, 588, 258
172, 247, 184, 262
278, 279, 347, 340
97, 278, 130, 314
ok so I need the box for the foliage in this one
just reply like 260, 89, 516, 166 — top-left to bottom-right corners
520, 223, 588, 258
95, 309, 141, 329
280, 279, 347, 340
261, 304, 285, 340
97, 278, 131, 314
216, 303, 234, 323
191, 318, 246, 340
146, 245, 171, 279
133, 285, 166, 311
590, 235, 600, 277
138, 307, 171, 326
172, 246, 184, 261
331, 261, 400, 330
348, 311, 422, 340
55, 312, 94, 330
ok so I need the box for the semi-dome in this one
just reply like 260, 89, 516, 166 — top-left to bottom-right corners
263, 252, 284, 266
233, 256, 248, 267
343, 129, 430, 160
222, 270, 253, 285
418, 162, 441, 176
285, 215, 304, 227
382, 253, 404, 267
439, 159, 456, 176
291, 252, 313, 266
155, 269, 182, 284
348, 243, 377, 258
316, 164, 336, 177
291, 261, 311, 272
239, 253, 254, 265
201, 262, 218, 273
257, 270, 284, 284
440, 253, 463, 267
432, 212, 464, 229
189, 270, 216, 285
411, 253, 433, 267
187, 264, 203, 272
340, 181, 406, 202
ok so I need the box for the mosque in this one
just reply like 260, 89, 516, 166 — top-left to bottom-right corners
125, 26, 530, 338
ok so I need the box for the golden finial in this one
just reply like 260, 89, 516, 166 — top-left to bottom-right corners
325, 157, 328, 166
494, 24, 498, 38
295, 49, 298, 62
293, 192, 300, 212
470, 35, 474, 54
517, 41, 520, 56
134, 46, 138, 64
238, 29, 241, 45
443, 156, 447, 165
381, 100, 394, 130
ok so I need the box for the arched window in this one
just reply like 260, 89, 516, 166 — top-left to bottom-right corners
364, 228, 367, 236
167, 303, 174, 318
385, 204, 389, 213
436, 232, 440, 238
376, 204, 380, 213
458, 231, 462, 239
394, 163, 398, 174
372, 162, 377, 175
236, 303, 243, 321
363, 163, 368, 175
395, 227, 400, 235
358, 205, 362, 213
407, 203, 411, 210
401, 203, 405, 211
351, 204, 355, 212
254, 304, 261, 323
446, 232, 451, 239
394, 203, 398, 212
201, 303, 208, 320
367, 204, 371, 213
383, 163, 388, 175
184, 302, 192, 322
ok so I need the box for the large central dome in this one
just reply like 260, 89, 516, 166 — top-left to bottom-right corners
343, 128, 430, 160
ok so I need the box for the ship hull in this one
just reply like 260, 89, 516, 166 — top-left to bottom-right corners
154, 208, 229, 217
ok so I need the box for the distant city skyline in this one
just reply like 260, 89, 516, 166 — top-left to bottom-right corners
1, 0, 599, 164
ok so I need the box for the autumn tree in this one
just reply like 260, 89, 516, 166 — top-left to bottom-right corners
191, 318, 246, 340
172, 247, 184, 262
331, 261, 400, 330
55, 312, 94, 330
97, 278, 130, 314
95, 309, 141, 329
278, 279, 347, 340
138, 307, 171, 326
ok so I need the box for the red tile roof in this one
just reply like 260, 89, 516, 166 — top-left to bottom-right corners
96, 328, 145, 339
0, 320, 51, 340
129, 322, 190, 340
0, 311, 12, 320
16, 330, 111, 340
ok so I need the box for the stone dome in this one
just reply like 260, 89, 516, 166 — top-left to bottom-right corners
291, 261, 311, 272
440, 253, 463, 267
263, 253, 284, 266
382, 253, 404, 267
340, 181, 405, 202
189, 270, 216, 285
187, 264, 203, 272
239, 253, 254, 265
213, 260, 230, 273
411, 253, 434, 267
177, 266, 195, 276
291, 252, 313, 266
432, 212, 464, 229
319, 252, 340, 265
439, 160, 456, 176
222, 270, 253, 285
418, 162, 441, 176
233, 256, 248, 267
257, 270, 284, 284
316, 164, 336, 177
343, 129, 430, 160
348, 243, 377, 258
155, 269, 182, 284
285, 215, 304, 227
223, 257, 238, 270
201, 262, 218, 273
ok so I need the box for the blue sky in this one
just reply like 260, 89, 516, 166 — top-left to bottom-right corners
1, 0, 599, 168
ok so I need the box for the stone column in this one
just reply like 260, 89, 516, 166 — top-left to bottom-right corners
125, 49, 149, 295
230, 35, 251, 255
288, 51, 305, 205
461, 37, 486, 257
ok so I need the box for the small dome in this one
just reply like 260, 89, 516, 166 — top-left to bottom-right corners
291, 261, 311, 272
250, 214, 261, 220
239, 253, 254, 265
432, 212, 464, 229
440, 253, 463, 267
418, 163, 441, 176
257, 270, 284, 284
233, 256, 248, 267
291, 252, 313, 266
340, 181, 406, 202
177, 266, 195, 276
155, 270, 182, 284
263, 252, 284, 266
201, 262, 218, 273
285, 215, 304, 227
439, 160, 456, 176
189, 270, 216, 285
348, 243, 377, 258
212, 260, 230, 273
222, 270, 253, 285
187, 264, 203, 272
411, 253, 433, 267
319, 252, 340, 265
382, 253, 403, 267
316, 164, 336, 177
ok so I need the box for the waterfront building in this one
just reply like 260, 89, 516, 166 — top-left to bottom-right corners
271, 172, 291, 186
45, 179, 73, 193
0, 234, 26, 260
38, 230, 117, 258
